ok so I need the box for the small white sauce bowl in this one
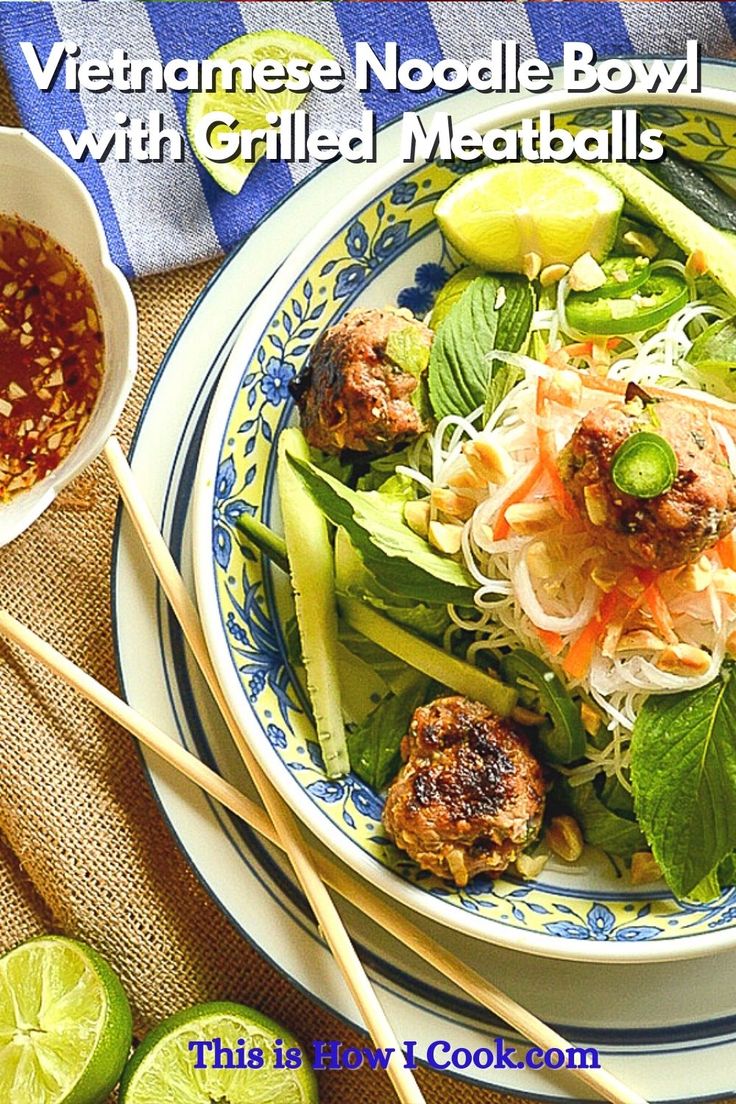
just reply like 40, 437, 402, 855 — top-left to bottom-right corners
0, 127, 136, 546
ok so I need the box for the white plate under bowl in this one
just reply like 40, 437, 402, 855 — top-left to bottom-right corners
113, 80, 736, 1099
190, 80, 736, 964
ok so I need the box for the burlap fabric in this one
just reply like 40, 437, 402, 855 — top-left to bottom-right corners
0, 61, 730, 1104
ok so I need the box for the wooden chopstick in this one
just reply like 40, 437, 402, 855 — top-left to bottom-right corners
101, 440, 424, 1104
0, 606, 649, 1104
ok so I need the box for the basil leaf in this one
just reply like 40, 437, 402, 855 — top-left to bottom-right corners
631, 667, 736, 898
428, 274, 533, 420
561, 780, 647, 859
348, 674, 430, 791
287, 453, 476, 606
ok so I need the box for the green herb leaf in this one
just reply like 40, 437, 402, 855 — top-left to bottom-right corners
385, 326, 431, 379
287, 453, 476, 606
428, 273, 533, 420
561, 780, 647, 859
347, 674, 430, 790
429, 266, 481, 330
688, 313, 736, 399
631, 667, 736, 898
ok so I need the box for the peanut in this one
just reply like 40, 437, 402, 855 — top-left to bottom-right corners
630, 851, 663, 886
404, 499, 430, 538
545, 816, 584, 863
568, 252, 606, 292
428, 520, 463, 556
463, 438, 514, 484
656, 643, 711, 676
505, 500, 559, 536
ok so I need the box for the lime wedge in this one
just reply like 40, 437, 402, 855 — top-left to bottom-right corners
187, 31, 334, 194
119, 1001, 318, 1104
593, 161, 736, 300
0, 935, 132, 1104
435, 162, 623, 272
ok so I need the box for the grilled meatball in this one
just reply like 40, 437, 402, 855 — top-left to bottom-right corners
289, 308, 432, 454
558, 398, 736, 570
382, 696, 546, 887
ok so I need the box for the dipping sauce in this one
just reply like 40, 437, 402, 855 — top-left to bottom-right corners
0, 214, 103, 501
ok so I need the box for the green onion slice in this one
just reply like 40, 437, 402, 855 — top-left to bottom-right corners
610, 431, 678, 499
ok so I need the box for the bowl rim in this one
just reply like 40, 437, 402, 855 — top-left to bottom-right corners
193, 83, 736, 964
0, 126, 137, 545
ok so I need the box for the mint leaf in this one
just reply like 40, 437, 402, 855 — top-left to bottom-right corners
385, 326, 431, 379
631, 667, 736, 898
429, 266, 480, 330
348, 674, 430, 790
287, 453, 475, 606
687, 314, 736, 399
428, 274, 533, 421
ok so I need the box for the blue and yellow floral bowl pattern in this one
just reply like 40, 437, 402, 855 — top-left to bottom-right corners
198, 103, 736, 960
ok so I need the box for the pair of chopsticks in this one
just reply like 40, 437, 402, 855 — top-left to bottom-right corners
0, 434, 650, 1104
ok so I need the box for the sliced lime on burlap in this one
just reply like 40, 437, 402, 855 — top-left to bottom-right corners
119, 1001, 318, 1104
435, 161, 623, 272
0, 935, 133, 1103
187, 30, 334, 194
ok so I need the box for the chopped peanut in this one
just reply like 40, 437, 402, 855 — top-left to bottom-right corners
515, 852, 549, 880
428, 520, 463, 556
545, 369, 583, 408
404, 499, 430, 538
630, 851, 663, 886
463, 438, 514, 484
505, 500, 560, 535
539, 263, 569, 288
447, 464, 485, 490
546, 816, 584, 863
616, 630, 666, 654
656, 643, 711, 676
431, 488, 476, 522
568, 252, 606, 292
522, 251, 542, 280
580, 702, 602, 737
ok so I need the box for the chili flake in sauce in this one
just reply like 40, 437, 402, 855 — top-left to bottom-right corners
0, 214, 104, 501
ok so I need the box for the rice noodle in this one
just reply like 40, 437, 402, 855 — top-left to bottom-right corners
416, 296, 736, 788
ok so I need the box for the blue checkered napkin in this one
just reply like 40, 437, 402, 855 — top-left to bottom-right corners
0, 1, 733, 277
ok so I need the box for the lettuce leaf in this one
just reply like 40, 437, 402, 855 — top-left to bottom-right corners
287, 453, 476, 606
631, 666, 736, 899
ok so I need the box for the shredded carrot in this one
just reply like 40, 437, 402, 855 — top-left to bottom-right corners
535, 379, 577, 517
717, 534, 736, 570
560, 341, 593, 359
535, 627, 565, 657
492, 460, 543, 540
562, 585, 635, 680
641, 580, 678, 643
562, 614, 603, 680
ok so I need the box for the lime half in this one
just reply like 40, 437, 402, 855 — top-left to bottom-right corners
119, 1001, 318, 1104
435, 161, 623, 272
187, 31, 334, 194
0, 935, 133, 1104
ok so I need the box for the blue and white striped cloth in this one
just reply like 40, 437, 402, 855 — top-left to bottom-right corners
1, 1, 735, 278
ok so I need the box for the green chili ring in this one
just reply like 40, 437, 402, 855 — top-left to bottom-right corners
611, 431, 678, 499
501, 649, 586, 764
566, 273, 688, 335
584, 255, 652, 300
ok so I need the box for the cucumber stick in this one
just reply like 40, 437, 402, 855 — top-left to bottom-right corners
339, 596, 518, 717
278, 428, 348, 777
592, 162, 736, 299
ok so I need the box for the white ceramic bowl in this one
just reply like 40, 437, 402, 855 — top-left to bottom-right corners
0, 128, 136, 545
193, 85, 736, 963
